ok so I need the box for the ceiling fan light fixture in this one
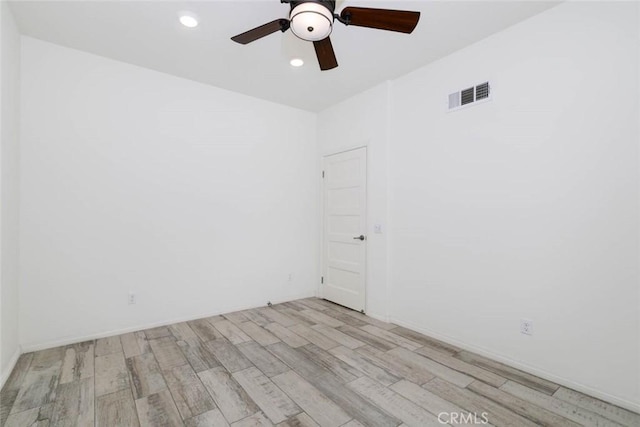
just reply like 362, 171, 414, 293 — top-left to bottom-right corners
289, 2, 333, 42
290, 58, 304, 67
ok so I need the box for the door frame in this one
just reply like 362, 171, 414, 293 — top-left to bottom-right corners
319, 145, 368, 313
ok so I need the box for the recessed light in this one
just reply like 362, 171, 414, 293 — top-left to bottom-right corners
290, 58, 304, 67
179, 14, 198, 28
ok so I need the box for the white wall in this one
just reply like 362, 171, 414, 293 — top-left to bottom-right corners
387, 1, 639, 410
19, 37, 318, 350
0, 0, 22, 385
317, 83, 390, 319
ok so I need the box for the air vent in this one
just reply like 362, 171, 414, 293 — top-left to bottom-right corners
448, 81, 491, 111
461, 87, 474, 105
475, 82, 490, 100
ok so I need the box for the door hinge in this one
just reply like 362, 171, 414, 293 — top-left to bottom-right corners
321, 276, 324, 284
322, 171, 325, 178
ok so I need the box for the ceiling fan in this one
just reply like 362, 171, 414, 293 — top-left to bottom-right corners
230, 0, 420, 71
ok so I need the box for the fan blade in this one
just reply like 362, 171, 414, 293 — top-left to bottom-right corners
340, 7, 420, 34
231, 19, 290, 44
313, 37, 338, 71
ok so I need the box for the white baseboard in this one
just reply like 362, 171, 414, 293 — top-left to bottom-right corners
21, 292, 315, 353
390, 317, 640, 414
365, 311, 389, 323
0, 346, 22, 389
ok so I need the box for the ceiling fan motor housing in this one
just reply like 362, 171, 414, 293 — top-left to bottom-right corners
289, 0, 336, 41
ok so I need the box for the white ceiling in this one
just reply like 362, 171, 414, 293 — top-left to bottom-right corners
9, 0, 560, 111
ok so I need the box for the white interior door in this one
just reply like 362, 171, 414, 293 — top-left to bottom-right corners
321, 147, 367, 312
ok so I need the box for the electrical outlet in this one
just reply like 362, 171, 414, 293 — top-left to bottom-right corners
128, 292, 136, 305
520, 318, 533, 335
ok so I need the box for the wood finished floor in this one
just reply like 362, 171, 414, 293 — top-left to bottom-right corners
1, 298, 638, 427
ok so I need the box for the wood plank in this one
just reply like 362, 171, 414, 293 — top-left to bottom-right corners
95, 336, 123, 356
301, 298, 342, 311
148, 336, 188, 371
424, 378, 539, 427
135, 389, 183, 427
311, 325, 364, 349
359, 325, 422, 351
121, 331, 151, 358
96, 389, 139, 427
231, 411, 273, 427
266, 343, 331, 381
95, 352, 130, 397
4, 406, 51, 427
0, 389, 20, 426
169, 322, 199, 342
59, 341, 94, 384
320, 309, 368, 328
288, 325, 339, 351
2, 352, 33, 391
164, 364, 216, 420
335, 325, 396, 352
223, 311, 251, 325
553, 386, 640, 426
214, 320, 253, 345
297, 299, 332, 312
284, 301, 312, 311
1, 353, 34, 424
272, 370, 351, 427
348, 376, 442, 427
355, 345, 434, 385
468, 380, 580, 426
185, 409, 230, 427
388, 347, 473, 388
205, 339, 253, 373
241, 310, 272, 327
189, 318, 225, 342
327, 306, 395, 331
276, 412, 320, 427
297, 344, 362, 384
49, 377, 94, 427
198, 366, 259, 423
456, 351, 559, 395
144, 326, 173, 340
301, 373, 400, 426
390, 380, 470, 421
298, 309, 344, 328
233, 367, 300, 424
206, 315, 226, 324
126, 352, 167, 399
256, 307, 298, 327
414, 346, 506, 388
177, 338, 221, 373
264, 323, 310, 348
237, 341, 289, 378
274, 308, 316, 327
500, 380, 624, 427
238, 321, 280, 346
11, 348, 64, 413
329, 346, 400, 387
389, 326, 462, 356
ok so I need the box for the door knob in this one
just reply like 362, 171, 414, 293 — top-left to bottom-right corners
353, 235, 366, 241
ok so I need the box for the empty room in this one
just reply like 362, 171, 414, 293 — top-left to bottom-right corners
1, 0, 638, 426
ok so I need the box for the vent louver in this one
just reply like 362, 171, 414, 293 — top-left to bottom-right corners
475, 82, 490, 100
448, 81, 491, 111
461, 87, 474, 105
